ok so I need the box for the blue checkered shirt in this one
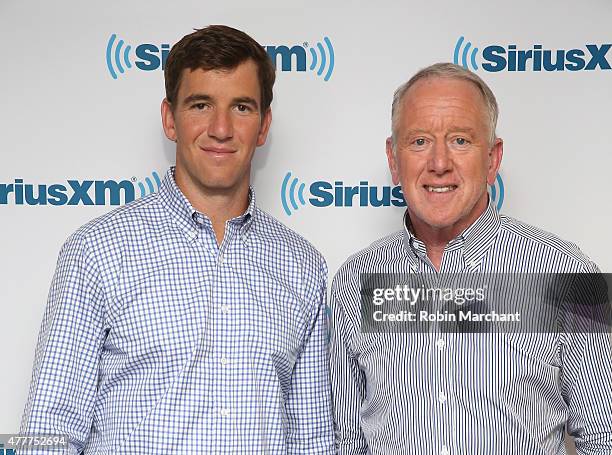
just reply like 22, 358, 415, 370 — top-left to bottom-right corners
21, 168, 335, 454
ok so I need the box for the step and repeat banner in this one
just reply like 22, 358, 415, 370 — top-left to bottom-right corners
1, 0, 610, 437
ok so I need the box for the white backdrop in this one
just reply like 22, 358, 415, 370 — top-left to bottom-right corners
1, 0, 611, 438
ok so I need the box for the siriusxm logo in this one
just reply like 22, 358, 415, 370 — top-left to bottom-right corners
453, 36, 611, 72
280, 172, 505, 216
280, 172, 405, 216
0, 171, 161, 206
106, 34, 334, 81
490, 174, 504, 210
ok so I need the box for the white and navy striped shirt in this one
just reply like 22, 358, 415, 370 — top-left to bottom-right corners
330, 200, 612, 454
21, 168, 334, 454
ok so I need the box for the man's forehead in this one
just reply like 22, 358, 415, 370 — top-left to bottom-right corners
182, 65, 234, 78
403, 76, 485, 107
395, 76, 490, 131
179, 62, 254, 82
176, 61, 261, 99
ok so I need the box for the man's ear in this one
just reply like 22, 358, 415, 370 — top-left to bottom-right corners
386, 137, 400, 186
161, 98, 177, 142
487, 137, 503, 185
257, 108, 272, 146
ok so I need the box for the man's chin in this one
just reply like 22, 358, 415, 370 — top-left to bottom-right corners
200, 182, 241, 192
410, 206, 458, 225
407, 209, 465, 235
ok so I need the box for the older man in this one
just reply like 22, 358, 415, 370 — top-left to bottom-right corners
330, 63, 612, 454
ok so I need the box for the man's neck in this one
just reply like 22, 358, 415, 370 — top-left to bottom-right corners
175, 171, 250, 245
198, 191, 249, 245
407, 200, 488, 271
408, 217, 462, 269
418, 237, 448, 272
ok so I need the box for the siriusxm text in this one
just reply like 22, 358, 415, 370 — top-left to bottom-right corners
309, 181, 405, 207
0, 179, 135, 206
133, 43, 308, 72
482, 43, 611, 72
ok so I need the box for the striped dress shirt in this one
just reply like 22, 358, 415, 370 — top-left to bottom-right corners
330, 200, 612, 454
21, 168, 335, 454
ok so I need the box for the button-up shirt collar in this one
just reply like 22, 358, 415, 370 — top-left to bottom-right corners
402, 197, 502, 271
158, 167, 257, 243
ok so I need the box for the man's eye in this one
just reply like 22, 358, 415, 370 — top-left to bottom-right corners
236, 104, 250, 112
193, 103, 207, 110
414, 138, 426, 146
455, 137, 469, 145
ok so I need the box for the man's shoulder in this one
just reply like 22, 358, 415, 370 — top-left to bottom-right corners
498, 214, 595, 269
65, 193, 161, 249
334, 230, 405, 278
329, 231, 405, 312
253, 208, 326, 269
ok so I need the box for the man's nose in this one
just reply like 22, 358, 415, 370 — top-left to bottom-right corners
428, 140, 453, 174
208, 109, 233, 140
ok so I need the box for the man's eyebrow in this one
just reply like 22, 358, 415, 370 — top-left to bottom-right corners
398, 127, 478, 142
403, 127, 478, 135
233, 96, 259, 109
181, 93, 213, 105
180, 94, 260, 110
402, 128, 430, 137
447, 126, 477, 135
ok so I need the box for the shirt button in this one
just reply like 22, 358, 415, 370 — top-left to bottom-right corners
220, 356, 228, 365
218, 255, 224, 265
436, 339, 446, 350
221, 304, 230, 314
219, 408, 230, 417
438, 391, 447, 403
441, 445, 449, 455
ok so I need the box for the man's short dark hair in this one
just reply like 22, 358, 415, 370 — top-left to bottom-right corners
164, 25, 275, 113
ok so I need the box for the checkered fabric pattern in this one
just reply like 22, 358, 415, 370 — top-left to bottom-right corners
21, 168, 335, 454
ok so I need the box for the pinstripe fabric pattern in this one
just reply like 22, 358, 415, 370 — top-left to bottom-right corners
21, 168, 334, 454
330, 201, 612, 454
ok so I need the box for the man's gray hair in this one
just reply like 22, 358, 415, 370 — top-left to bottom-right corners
391, 62, 499, 148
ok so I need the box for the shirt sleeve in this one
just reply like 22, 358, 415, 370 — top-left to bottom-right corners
561, 268, 612, 454
329, 273, 368, 454
20, 232, 107, 454
284, 262, 335, 454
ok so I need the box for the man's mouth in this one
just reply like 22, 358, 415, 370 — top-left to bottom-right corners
201, 146, 235, 154
424, 185, 458, 193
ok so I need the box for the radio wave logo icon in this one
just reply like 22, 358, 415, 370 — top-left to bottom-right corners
136, 171, 162, 198
281, 172, 307, 215
453, 36, 480, 71
488, 174, 505, 211
106, 34, 133, 79
308, 37, 335, 81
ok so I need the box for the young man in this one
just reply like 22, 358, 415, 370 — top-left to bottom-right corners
21, 25, 334, 454
330, 63, 612, 454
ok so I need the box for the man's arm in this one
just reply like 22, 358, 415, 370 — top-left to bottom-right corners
21, 232, 107, 454
562, 268, 612, 454
284, 265, 335, 454
329, 276, 368, 454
